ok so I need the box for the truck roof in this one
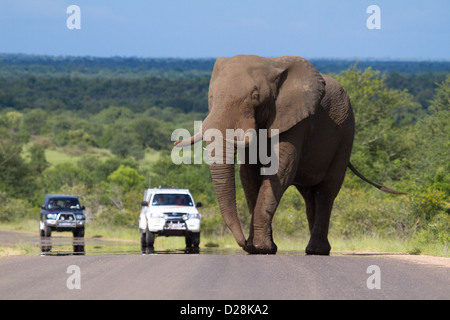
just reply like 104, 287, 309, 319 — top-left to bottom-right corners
145, 188, 191, 194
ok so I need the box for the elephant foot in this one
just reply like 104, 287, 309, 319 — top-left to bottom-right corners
305, 237, 331, 255
244, 238, 277, 255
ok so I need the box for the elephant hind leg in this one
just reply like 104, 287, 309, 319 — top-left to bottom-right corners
302, 135, 351, 255
304, 167, 347, 255
305, 190, 334, 255
297, 185, 332, 255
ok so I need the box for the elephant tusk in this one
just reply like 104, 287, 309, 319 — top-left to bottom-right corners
174, 114, 215, 147
174, 131, 203, 147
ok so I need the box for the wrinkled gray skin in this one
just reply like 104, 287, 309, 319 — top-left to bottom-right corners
175, 55, 403, 255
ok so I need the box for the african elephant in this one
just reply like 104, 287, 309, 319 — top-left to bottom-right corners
175, 55, 404, 255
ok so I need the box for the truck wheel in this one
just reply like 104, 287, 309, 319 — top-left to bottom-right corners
145, 230, 155, 248
185, 235, 192, 248
186, 233, 200, 248
140, 229, 147, 249
192, 232, 200, 248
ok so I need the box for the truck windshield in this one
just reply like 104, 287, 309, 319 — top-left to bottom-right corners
47, 198, 81, 210
152, 194, 193, 206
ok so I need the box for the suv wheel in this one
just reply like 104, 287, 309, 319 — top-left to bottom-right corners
73, 227, 84, 238
40, 225, 52, 252
41, 225, 51, 237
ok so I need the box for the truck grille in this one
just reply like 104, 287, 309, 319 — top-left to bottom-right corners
164, 212, 184, 221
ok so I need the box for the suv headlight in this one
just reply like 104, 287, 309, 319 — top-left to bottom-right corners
47, 213, 57, 219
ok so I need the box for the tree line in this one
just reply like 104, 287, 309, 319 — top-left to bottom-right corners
1, 54, 449, 79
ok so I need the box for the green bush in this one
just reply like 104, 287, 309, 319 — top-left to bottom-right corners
413, 213, 449, 246
95, 207, 138, 228
0, 192, 35, 222
331, 184, 410, 237
273, 187, 308, 236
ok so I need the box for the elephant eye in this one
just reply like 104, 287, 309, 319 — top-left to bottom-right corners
251, 91, 260, 101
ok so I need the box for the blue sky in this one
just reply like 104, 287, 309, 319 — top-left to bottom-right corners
0, 0, 449, 59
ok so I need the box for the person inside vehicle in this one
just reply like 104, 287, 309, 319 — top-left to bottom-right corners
48, 200, 57, 209
153, 195, 165, 205
175, 196, 184, 206
65, 200, 72, 209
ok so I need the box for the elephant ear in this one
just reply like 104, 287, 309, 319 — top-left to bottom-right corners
267, 56, 325, 137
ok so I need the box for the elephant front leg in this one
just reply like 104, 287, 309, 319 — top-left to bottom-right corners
244, 175, 285, 254
239, 163, 261, 218
240, 163, 278, 254
239, 163, 261, 245
244, 136, 299, 254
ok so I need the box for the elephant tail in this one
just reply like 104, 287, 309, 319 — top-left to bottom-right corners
348, 163, 408, 195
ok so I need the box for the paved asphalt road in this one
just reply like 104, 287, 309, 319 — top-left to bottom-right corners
0, 230, 448, 302
0, 253, 448, 300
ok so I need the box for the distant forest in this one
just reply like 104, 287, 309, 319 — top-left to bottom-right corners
2, 54, 449, 78
0, 54, 448, 114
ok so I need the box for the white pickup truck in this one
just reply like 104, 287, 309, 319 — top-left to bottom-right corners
139, 187, 202, 252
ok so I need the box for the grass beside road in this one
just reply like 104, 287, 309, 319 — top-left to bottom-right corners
0, 243, 39, 257
0, 219, 448, 257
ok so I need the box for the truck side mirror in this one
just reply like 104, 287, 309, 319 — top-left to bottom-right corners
196, 202, 202, 208
141, 201, 149, 207
81, 206, 86, 210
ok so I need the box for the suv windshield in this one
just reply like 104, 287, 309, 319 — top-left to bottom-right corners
47, 198, 81, 210
152, 194, 193, 206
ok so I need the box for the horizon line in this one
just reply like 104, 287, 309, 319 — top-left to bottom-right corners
1, 52, 449, 63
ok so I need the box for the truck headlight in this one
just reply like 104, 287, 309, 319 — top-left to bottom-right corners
76, 214, 85, 220
47, 213, 57, 219
148, 212, 165, 218
187, 213, 201, 219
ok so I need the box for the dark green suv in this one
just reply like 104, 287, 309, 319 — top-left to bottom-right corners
40, 195, 86, 238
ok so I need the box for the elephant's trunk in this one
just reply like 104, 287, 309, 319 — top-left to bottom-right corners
209, 163, 246, 248
207, 115, 257, 248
